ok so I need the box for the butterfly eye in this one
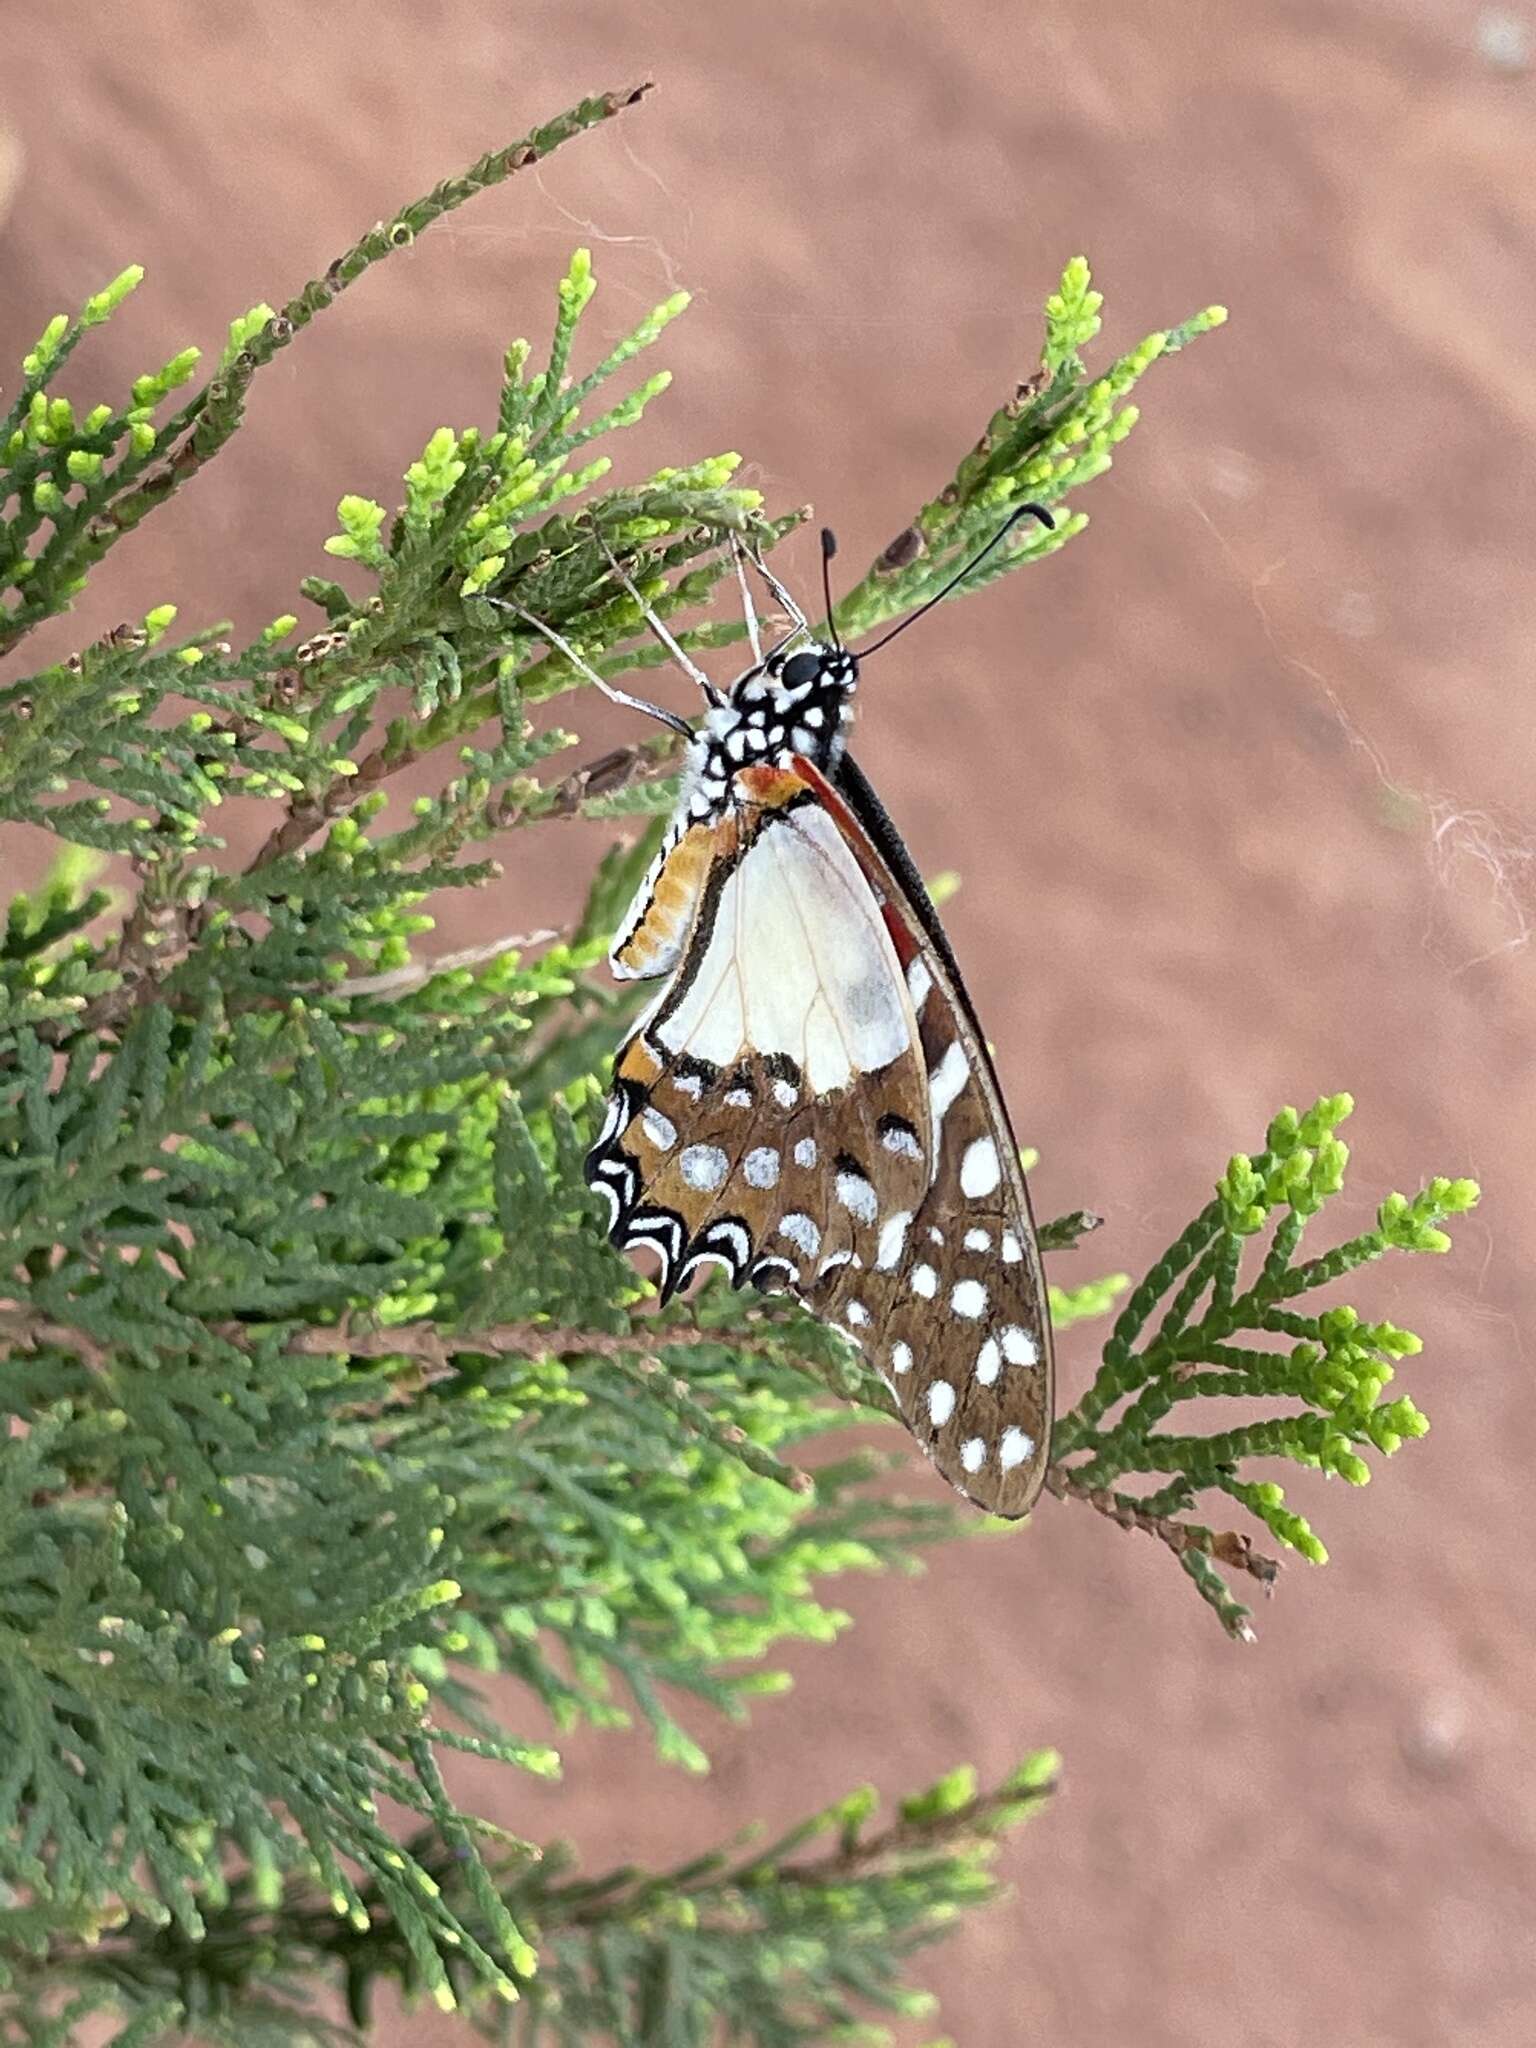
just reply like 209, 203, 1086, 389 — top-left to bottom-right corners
780, 651, 823, 690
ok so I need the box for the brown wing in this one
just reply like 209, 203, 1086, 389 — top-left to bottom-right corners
597, 1033, 933, 1303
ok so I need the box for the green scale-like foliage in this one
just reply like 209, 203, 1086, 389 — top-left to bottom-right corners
0, 87, 1477, 2045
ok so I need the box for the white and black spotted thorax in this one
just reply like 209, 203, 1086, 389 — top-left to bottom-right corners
682, 642, 859, 823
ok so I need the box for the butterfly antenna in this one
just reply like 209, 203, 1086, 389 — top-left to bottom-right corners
820, 526, 843, 652
858, 502, 1056, 658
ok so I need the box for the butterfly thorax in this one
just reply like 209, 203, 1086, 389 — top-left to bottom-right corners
681, 643, 859, 826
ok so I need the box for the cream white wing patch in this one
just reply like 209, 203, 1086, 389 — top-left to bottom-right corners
651, 801, 918, 1092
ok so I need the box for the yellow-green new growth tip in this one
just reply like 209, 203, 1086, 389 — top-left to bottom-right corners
1043, 255, 1104, 371
560, 247, 597, 319
132, 347, 201, 409
221, 302, 277, 370
901, 1764, 978, 1824
324, 493, 389, 568
21, 313, 70, 380
81, 265, 145, 327
405, 427, 467, 523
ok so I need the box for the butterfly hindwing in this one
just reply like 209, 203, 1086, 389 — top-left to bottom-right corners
588, 780, 933, 1298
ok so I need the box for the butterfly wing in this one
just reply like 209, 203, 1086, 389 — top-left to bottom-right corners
588, 779, 934, 1298
587, 758, 1053, 1519
822, 751, 1054, 1516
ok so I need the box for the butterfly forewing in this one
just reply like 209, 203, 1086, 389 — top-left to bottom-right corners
792, 756, 1054, 1516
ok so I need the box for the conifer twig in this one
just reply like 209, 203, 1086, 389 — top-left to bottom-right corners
1045, 1462, 1279, 1588
331, 930, 560, 998
282, 1316, 792, 1369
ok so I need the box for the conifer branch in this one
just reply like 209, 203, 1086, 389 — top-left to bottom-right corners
0, 85, 653, 660
1, 1757, 1057, 2040
1045, 1463, 1279, 1632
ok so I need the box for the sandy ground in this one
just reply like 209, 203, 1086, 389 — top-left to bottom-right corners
2, 4, 1534, 2042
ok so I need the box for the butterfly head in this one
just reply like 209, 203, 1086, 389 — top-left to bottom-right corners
745, 642, 859, 750
682, 642, 859, 822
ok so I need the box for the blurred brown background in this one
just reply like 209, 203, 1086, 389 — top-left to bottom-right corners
3, 3, 1533, 2042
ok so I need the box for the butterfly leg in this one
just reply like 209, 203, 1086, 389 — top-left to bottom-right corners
486, 596, 696, 741
587, 525, 727, 710
729, 534, 765, 668
743, 540, 814, 643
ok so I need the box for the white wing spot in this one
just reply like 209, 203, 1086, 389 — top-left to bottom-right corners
960, 1436, 987, 1474
773, 1079, 799, 1109
951, 1279, 988, 1320
794, 1137, 818, 1168
847, 1301, 870, 1327
1001, 1326, 1039, 1368
927, 1380, 956, 1428
744, 1147, 780, 1189
680, 1144, 729, 1193
891, 1340, 913, 1375
819, 1248, 857, 1277
908, 957, 933, 1012
975, 1337, 1001, 1385
674, 1072, 704, 1101
881, 1124, 921, 1160
928, 1226, 945, 1245
1001, 1232, 1023, 1263
911, 1263, 938, 1299
929, 1043, 968, 1125
960, 1136, 1001, 1197
641, 1107, 677, 1151
836, 1170, 879, 1225
1000, 1426, 1035, 1470
876, 1210, 912, 1271
724, 1087, 753, 1109
964, 1227, 991, 1252
780, 1212, 821, 1259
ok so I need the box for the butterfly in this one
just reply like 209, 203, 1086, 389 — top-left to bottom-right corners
526, 512, 1056, 1518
